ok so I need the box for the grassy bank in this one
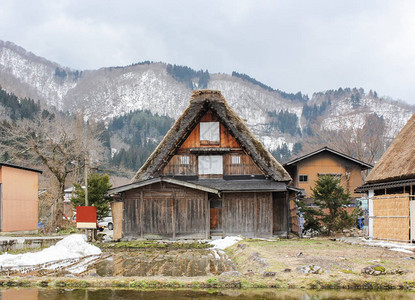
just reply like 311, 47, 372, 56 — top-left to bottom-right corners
0, 275, 414, 290
1, 237, 414, 290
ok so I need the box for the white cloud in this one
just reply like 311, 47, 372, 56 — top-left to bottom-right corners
0, 0, 415, 104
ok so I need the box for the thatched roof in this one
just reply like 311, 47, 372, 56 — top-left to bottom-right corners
365, 113, 415, 184
132, 90, 291, 183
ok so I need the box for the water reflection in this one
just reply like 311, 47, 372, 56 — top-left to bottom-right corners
95, 249, 235, 277
1, 288, 415, 300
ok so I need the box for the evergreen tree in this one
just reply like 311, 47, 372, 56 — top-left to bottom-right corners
71, 173, 112, 221
311, 175, 352, 235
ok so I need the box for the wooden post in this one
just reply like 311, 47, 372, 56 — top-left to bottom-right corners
122, 192, 126, 238
140, 191, 144, 239
205, 193, 209, 239
286, 192, 290, 238
222, 193, 226, 237
135, 192, 139, 234
254, 193, 258, 237
270, 192, 273, 237
172, 191, 176, 240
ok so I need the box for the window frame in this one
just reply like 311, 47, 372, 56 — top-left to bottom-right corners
180, 155, 190, 165
199, 122, 220, 144
198, 155, 223, 175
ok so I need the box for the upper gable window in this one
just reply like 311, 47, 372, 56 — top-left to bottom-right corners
199, 155, 223, 175
180, 155, 190, 165
200, 122, 220, 144
231, 156, 241, 164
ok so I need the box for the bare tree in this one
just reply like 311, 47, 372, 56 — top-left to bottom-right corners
0, 113, 105, 229
302, 113, 388, 165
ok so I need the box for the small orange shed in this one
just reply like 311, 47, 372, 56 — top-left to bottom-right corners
0, 163, 42, 233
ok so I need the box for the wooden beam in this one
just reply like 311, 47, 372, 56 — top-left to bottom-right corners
172, 191, 176, 239
270, 192, 273, 237
222, 193, 226, 238
205, 193, 210, 239
254, 193, 258, 237
286, 192, 290, 238
122, 192, 126, 238
140, 191, 143, 239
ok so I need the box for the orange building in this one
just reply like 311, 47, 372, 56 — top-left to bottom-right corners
0, 163, 42, 233
284, 147, 372, 202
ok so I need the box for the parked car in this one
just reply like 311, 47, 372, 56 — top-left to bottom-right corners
98, 215, 113, 231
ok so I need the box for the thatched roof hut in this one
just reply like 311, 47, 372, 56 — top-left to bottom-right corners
365, 113, 415, 184
132, 90, 291, 183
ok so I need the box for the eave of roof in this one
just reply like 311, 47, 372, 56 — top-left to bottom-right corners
0, 162, 43, 174
108, 177, 220, 195
185, 179, 287, 192
283, 146, 373, 170
109, 177, 288, 195
355, 178, 415, 193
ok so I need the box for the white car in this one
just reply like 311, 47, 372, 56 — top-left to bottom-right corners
98, 216, 113, 231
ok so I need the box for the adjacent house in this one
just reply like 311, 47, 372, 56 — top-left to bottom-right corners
109, 90, 296, 240
356, 114, 415, 243
0, 162, 42, 233
283, 147, 373, 204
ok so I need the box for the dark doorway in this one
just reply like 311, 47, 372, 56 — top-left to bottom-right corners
210, 197, 222, 232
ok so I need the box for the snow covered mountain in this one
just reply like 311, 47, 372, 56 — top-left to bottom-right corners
0, 40, 414, 153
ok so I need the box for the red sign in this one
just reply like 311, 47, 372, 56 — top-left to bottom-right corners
76, 206, 97, 229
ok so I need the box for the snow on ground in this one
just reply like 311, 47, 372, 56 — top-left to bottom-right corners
362, 239, 415, 254
0, 234, 101, 267
209, 236, 243, 250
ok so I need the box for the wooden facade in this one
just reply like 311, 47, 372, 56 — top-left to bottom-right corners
284, 147, 372, 200
110, 90, 293, 239
118, 181, 290, 239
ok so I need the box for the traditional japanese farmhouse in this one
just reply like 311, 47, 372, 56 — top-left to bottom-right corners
0, 162, 42, 233
109, 90, 296, 239
356, 114, 415, 243
284, 147, 373, 205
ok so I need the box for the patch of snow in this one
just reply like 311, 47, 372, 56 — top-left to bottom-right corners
389, 248, 414, 254
363, 239, 415, 254
209, 236, 243, 250
0, 234, 101, 267
211, 249, 221, 260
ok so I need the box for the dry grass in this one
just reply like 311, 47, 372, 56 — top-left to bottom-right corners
225, 238, 415, 283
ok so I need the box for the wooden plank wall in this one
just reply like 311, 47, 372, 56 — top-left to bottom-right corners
123, 183, 207, 239
223, 154, 263, 175
289, 198, 300, 236
223, 192, 272, 237
273, 192, 288, 236
162, 155, 197, 176
180, 111, 240, 149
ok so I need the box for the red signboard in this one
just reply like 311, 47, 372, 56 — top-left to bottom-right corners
76, 206, 97, 229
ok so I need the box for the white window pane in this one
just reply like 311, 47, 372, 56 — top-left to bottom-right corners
181, 156, 189, 165
200, 122, 219, 142
198, 155, 223, 175
231, 156, 241, 164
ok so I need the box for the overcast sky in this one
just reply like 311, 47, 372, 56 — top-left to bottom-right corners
1, 0, 415, 104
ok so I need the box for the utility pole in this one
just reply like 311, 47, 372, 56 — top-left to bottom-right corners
84, 150, 88, 206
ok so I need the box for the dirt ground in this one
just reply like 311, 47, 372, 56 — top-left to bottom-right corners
224, 237, 415, 287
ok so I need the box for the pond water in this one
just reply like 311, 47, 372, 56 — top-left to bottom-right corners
1, 288, 415, 300
95, 249, 235, 277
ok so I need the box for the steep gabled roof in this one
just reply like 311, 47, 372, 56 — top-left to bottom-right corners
283, 146, 373, 170
365, 113, 415, 184
132, 90, 291, 183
